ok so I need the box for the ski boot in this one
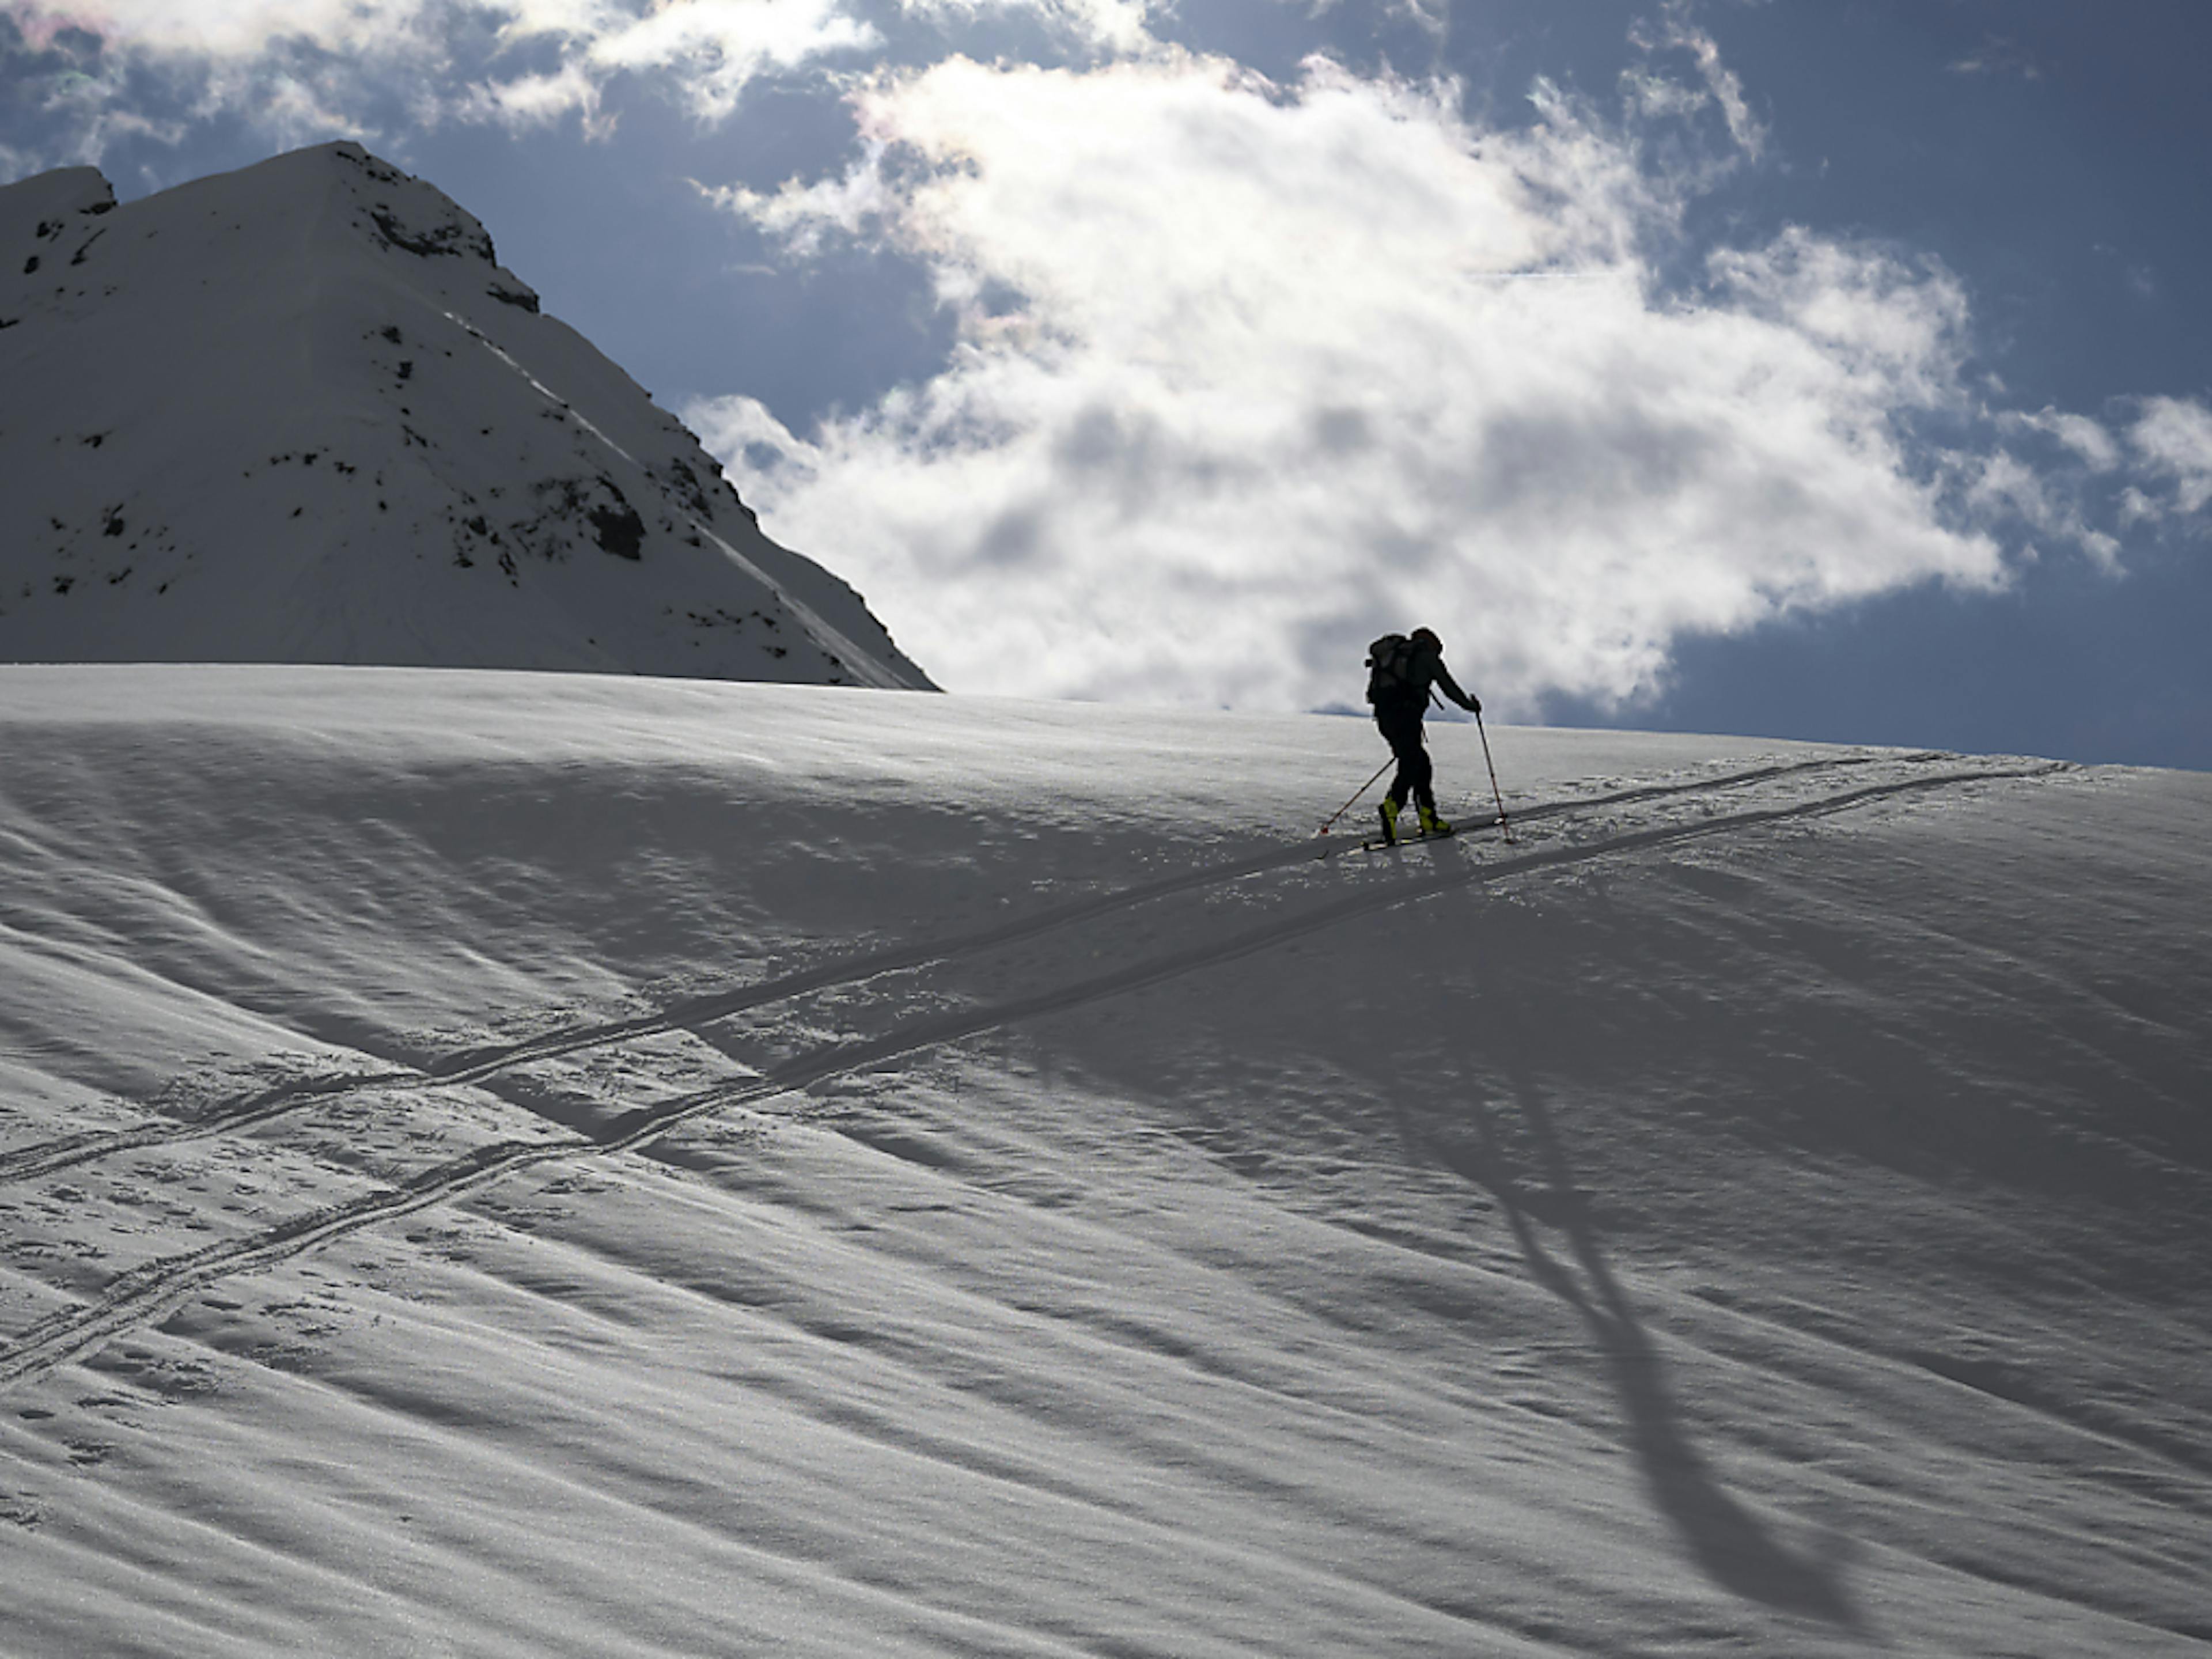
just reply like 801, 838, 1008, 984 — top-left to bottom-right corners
1377, 798, 1402, 846
1418, 803, 1453, 838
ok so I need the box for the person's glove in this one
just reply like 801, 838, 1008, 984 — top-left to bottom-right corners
1468, 695, 1483, 716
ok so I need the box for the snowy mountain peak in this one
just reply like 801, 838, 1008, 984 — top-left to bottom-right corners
2, 161, 116, 232
0, 142, 932, 688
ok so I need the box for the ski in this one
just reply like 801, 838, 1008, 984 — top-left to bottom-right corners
1358, 826, 1457, 853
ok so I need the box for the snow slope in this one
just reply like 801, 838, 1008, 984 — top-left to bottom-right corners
0, 665, 2206, 1657
0, 147, 930, 689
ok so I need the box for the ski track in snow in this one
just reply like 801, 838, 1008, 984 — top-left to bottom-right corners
0, 753, 2065, 1393
0, 746, 1932, 1188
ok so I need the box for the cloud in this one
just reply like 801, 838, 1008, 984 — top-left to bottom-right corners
2127, 395, 2212, 518
1959, 450, 2122, 574
574, 0, 877, 123
2002, 406, 2122, 473
689, 48, 2042, 713
1628, 0, 1766, 161
0, 0, 879, 158
9, 0, 421, 59
892, 0, 1156, 57
1948, 33, 2042, 81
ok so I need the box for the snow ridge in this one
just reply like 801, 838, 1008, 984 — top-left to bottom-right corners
0, 744, 1933, 1192
0, 752, 2059, 1392
0, 143, 931, 687
0, 738, 1951, 1202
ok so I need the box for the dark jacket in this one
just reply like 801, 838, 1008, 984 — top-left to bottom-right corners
1377, 638, 1479, 720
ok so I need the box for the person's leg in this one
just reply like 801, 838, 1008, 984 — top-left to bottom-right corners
1377, 711, 1426, 841
1411, 741, 1454, 833
1380, 712, 1425, 805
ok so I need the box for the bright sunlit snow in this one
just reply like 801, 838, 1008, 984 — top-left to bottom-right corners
0, 665, 2206, 1656
0, 146, 929, 691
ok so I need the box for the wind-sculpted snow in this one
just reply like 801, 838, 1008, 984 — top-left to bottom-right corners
0, 666, 2206, 1658
0, 144, 931, 688
0, 746, 1948, 1188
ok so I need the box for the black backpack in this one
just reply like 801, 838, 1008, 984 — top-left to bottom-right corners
1365, 633, 1419, 706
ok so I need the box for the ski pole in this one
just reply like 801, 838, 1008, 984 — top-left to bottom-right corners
1476, 711, 1515, 843
1319, 757, 1393, 835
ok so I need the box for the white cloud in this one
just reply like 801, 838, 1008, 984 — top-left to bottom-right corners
691, 50, 2025, 712
7, 0, 423, 59
454, 61, 608, 134
1948, 34, 2042, 82
1628, 0, 1767, 162
1959, 449, 2121, 574
1, 0, 877, 147
2002, 406, 2122, 473
891, 0, 1156, 57
577, 0, 876, 123
2127, 395, 2212, 518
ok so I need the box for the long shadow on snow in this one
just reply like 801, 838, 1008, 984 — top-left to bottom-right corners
1415, 1071, 1863, 1630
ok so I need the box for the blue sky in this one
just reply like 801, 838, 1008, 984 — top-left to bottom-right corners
5, 0, 2209, 767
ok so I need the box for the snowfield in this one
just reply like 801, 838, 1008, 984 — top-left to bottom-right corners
0, 665, 2206, 1657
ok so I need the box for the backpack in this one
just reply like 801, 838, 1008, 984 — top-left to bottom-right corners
1365, 633, 1419, 707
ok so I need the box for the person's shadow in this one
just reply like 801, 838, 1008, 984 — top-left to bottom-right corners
1408, 1068, 1863, 1630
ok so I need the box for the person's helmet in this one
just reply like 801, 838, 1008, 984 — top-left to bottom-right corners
1410, 626, 1441, 651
